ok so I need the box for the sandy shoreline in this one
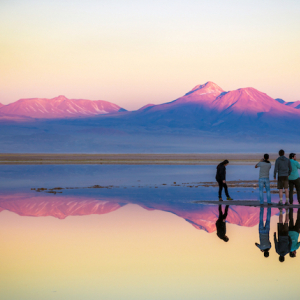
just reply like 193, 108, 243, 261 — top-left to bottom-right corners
0, 153, 279, 165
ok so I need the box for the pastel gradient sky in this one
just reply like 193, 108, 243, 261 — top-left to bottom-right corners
1, 0, 299, 110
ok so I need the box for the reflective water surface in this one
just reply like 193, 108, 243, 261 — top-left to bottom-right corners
0, 165, 299, 300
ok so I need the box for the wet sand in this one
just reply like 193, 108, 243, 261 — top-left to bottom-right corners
195, 200, 300, 208
31, 179, 290, 195
0, 153, 279, 165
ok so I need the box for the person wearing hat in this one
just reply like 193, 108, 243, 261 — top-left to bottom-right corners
288, 153, 300, 204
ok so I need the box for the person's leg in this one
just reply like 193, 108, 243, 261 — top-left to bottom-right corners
259, 178, 264, 204
218, 204, 222, 218
285, 189, 289, 204
259, 207, 264, 231
289, 208, 294, 231
223, 205, 229, 219
266, 207, 271, 232
265, 178, 271, 204
223, 182, 230, 198
279, 208, 283, 224
289, 180, 294, 204
284, 177, 289, 204
284, 208, 289, 224
278, 177, 283, 204
294, 208, 300, 233
295, 178, 300, 204
217, 180, 223, 199
279, 189, 283, 203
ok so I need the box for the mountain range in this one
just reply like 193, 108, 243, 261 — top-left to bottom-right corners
0, 81, 299, 152
1, 82, 299, 121
0, 95, 126, 119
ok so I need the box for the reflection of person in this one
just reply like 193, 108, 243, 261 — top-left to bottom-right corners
216, 205, 229, 242
255, 154, 272, 205
288, 153, 300, 204
274, 208, 292, 262
289, 208, 300, 258
255, 207, 271, 257
274, 149, 292, 205
216, 160, 233, 201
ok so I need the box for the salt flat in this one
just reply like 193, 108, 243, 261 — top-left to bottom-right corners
0, 153, 279, 165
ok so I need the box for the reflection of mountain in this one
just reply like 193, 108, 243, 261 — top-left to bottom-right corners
0, 194, 125, 219
0, 193, 277, 232
139, 202, 277, 232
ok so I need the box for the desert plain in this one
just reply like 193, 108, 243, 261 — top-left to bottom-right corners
0, 153, 279, 165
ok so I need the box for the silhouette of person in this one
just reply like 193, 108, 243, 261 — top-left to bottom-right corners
216, 160, 233, 201
288, 153, 300, 204
255, 207, 271, 257
289, 208, 300, 258
274, 208, 292, 262
216, 205, 229, 242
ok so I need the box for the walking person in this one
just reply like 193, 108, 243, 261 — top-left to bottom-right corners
255, 154, 272, 205
274, 208, 292, 262
274, 149, 292, 205
288, 153, 300, 204
289, 208, 300, 258
255, 207, 271, 257
216, 205, 229, 242
216, 160, 233, 201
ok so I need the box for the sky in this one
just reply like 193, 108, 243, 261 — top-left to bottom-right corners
1, 0, 299, 110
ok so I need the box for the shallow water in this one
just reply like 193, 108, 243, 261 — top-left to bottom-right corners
0, 165, 299, 300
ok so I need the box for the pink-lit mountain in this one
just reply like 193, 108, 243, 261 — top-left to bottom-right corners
1, 82, 299, 121
124, 81, 300, 132
286, 100, 300, 109
0, 95, 126, 119
138, 81, 299, 116
1, 81, 300, 152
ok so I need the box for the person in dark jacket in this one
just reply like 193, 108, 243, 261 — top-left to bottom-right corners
216, 205, 229, 242
274, 149, 292, 205
288, 153, 300, 204
274, 208, 292, 262
216, 159, 233, 201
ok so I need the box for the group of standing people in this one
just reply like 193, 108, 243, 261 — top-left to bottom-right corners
256, 149, 300, 205
216, 149, 300, 205
215, 150, 300, 262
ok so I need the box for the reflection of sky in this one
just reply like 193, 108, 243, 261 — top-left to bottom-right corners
1, 205, 299, 300
0, 165, 298, 299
